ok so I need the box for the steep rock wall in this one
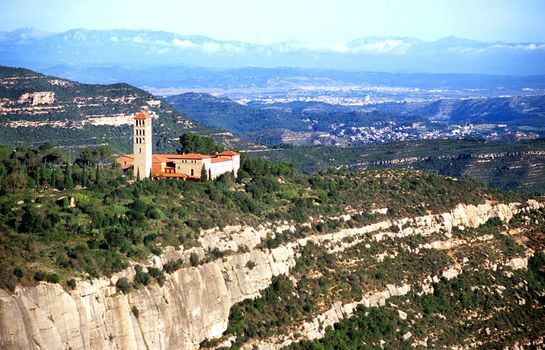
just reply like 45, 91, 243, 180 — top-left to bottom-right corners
0, 200, 541, 350
0, 247, 295, 350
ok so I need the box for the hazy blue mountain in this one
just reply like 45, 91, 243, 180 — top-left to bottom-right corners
1, 28, 545, 76
38, 65, 545, 93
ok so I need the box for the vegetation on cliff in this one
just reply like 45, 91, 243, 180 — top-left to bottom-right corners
0, 134, 529, 291
215, 209, 545, 349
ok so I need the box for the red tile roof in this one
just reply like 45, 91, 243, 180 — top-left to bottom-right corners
152, 155, 170, 163
134, 111, 151, 120
116, 155, 134, 170
218, 150, 240, 156
211, 156, 232, 163
176, 153, 209, 160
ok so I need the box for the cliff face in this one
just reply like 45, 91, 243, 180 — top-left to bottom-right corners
0, 247, 295, 350
0, 200, 541, 350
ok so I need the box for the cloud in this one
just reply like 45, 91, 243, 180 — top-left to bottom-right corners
132, 35, 144, 44
172, 38, 194, 48
446, 42, 545, 54
274, 39, 411, 55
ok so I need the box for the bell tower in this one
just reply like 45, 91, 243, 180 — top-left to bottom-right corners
133, 111, 152, 179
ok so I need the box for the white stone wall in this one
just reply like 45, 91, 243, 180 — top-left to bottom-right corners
209, 161, 234, 179
232, 155, 240, 177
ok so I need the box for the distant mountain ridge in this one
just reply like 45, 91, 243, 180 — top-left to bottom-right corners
1, 28, 545, 75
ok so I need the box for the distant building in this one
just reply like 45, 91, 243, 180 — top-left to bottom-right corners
116, 111, 240, 180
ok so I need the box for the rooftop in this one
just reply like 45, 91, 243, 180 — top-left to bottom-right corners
218, 150, 240, 156
134, 111, 151, 120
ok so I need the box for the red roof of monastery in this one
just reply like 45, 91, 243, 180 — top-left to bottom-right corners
218, 150, 239, 156
211, 156, 232, 163
152, 154, 170, 163
176, 153, 209, 160
116, 150, 238, 169
134, 111, 151, 120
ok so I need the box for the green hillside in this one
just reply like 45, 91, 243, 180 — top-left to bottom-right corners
0, 66, 250, 156
251, 139, 545, 192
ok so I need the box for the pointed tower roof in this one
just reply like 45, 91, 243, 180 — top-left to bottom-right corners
134, 111, 151, 120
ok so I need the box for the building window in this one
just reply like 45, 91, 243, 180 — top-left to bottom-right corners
191, 169, 194, 176
139, 148, 142, 154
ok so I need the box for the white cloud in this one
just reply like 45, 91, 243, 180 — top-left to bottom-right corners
274, 39, 411, 55
132, 35, 144, 44
202, 42, 221, 53
172, 38, 194, 48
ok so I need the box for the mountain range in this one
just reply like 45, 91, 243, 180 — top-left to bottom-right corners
2, 28, 545, 76
0, 65, 250, 155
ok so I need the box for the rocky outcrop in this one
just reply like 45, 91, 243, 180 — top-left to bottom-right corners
0, 247, 296, 350
0, 200, 542, 350
17, 91, 55, 105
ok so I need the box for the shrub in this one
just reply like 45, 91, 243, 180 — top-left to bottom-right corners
13, 267, 23, 278
131, 305, 140, 318
34, 271, 46, 281
116, 277, 132, 294
133, 265, 150, 286
163, 259, 183, 273
46, 274, 60, 283
190, 252, 200, 267
67, 278, 77, 289
210, 247, 224, 259
148, 267, 166, 286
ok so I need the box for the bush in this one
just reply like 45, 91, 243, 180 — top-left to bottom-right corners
131, 305, 140, 318
148, 266, 166, 286
46, 274, 60, 283
210, 247, 224, 259
116, 277, 132, 294
133, 265, 150, 286
163, 259, 183, 273
34, 271, 46, 281
190, 252, 200, 267
67, 278, 77, 289
13, 267, 23, 278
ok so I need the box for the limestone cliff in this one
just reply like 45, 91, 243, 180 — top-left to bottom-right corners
0, 200, 542, 350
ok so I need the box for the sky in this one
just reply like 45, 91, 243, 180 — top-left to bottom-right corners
1, 0, 545, 44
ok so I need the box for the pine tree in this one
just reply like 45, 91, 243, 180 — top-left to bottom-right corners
82, 165, 88, 187
200, 165, 208, 181
64, 164, 73, 189
35, 168, 41, 188
95, 165, 100, 185
51, 169, 57, 189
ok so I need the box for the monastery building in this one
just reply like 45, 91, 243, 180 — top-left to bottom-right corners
116, 111, 240, 180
